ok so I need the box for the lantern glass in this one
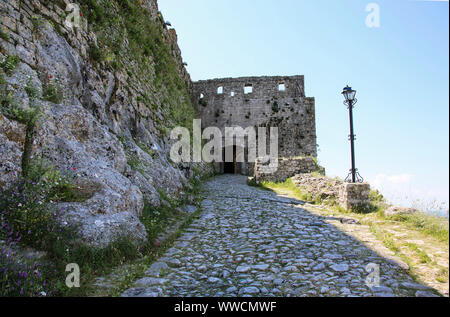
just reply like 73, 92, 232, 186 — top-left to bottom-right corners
342, 86, 356, 102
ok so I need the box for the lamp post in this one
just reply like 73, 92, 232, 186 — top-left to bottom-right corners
342, 85, 363, 183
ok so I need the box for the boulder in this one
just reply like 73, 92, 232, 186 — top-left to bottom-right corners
32, 101, 147, 247
385, 206, 417, 217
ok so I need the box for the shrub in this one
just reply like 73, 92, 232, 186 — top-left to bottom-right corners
77, 0, 197, 133
24, 77, 42, 99
140, 200, 181, 242
88, 45, 104, 63
0, 243, 50, 297
0, 165, 80, 250
30, 16, 46, 33
0, 163, 79, 296
0, 55, 20, 76
43, 79, 64, 104
135, 140, 156, 158
0, 28, 9, 41
0, 159, 145, 296
0, 86, 40, 125
369, 189, 386, 205
80, 0, 106, 25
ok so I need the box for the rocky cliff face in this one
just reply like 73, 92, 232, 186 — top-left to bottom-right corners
0, 0, 212, 247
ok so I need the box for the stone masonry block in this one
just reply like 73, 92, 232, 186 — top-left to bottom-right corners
339, 182, 371, 211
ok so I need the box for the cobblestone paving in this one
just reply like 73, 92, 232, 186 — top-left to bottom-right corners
122, 175, 439, 297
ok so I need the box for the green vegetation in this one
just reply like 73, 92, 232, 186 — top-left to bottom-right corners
0, 28, 9, 41
1, 55, 41, 181
369, 225, 411, 266
1, 161, 84, 249
0, 54, 20, 76
256, 174, 376, 213
0, 57, 50, 181
31, 15, 46, 33
0, 63, 198, 295
24, 77, 42, 99
383, 211, 449, 244
88, 45, 104, 63
135, 140, 156, 158
79, 0, 195, 134
89, 175, 208, 296
81, 0, 106, 25
368, 188, 449, 243
368, 188, 386, 207
0, 87, 40, 125
0, 160, 132, 296
141, 199, 181, 243
254, 178, 316, 203
404, 242, 432, 264
252, 177, 336, 206
43, 79, 64, 104
97, 205, 202, 297
126, 151, 145, 174
0, 1, 208, 296
436, 268, 449, 284
0, 158, 207, 296
139, 175, 205, 245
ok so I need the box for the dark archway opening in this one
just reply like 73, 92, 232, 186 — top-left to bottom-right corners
223, 145, 236, 174
223, 145, 240, 174
224, 161, 235, 174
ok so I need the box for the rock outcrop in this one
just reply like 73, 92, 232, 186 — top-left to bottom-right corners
384, 206, 417, 217
0, 0, 213, 247
291, 173, 343, 204
291, 173, 372, 211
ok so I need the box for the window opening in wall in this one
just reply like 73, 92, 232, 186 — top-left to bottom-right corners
200, 93, 204, 99
278, 83, 286, 91
244, 84, 253, 94
217, 86, 223, 94
230, 91, 235, 97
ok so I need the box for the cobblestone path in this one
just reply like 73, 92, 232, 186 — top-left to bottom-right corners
122, 175, 439, 297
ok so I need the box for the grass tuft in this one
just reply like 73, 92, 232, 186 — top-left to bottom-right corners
386, 212, 449, 243
0, 28, 10, 41
43, 79, 64, 104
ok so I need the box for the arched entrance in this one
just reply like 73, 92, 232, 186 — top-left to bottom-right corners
222, 145, 245, 174
224, 161, 235, 174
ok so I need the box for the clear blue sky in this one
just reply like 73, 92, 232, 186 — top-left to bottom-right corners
159, 0, 449, 210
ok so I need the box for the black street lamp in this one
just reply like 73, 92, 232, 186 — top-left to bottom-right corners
342, 85, 363, 183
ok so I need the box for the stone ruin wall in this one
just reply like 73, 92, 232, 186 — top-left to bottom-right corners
191, 76, 317, 175
254, 157, 320, 183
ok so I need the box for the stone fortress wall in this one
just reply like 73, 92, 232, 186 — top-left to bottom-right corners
191, 76, 318, 175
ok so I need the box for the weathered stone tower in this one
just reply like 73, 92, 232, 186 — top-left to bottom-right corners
191, 76, 317, 175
